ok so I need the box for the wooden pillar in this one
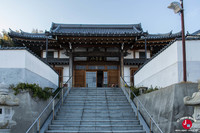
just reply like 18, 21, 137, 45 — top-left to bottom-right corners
120, 51, 124, 78
69, 51, 73, 86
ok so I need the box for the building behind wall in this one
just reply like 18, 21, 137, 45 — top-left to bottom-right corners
9, 23, 182, 87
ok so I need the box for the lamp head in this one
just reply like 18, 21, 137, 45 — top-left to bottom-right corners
168, 2, 183, 14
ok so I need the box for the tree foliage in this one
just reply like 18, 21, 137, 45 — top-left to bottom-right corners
0, 30, 16, 47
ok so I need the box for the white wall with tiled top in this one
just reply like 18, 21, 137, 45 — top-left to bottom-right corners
134, 40, 200, 88
0, 49, 59, 88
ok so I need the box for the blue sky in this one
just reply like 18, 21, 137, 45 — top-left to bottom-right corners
0, 0, 199, 34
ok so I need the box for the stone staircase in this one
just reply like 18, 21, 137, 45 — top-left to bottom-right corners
45, 87, 146, 133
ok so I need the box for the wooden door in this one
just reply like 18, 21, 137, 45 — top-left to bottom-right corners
130, 68, 138, 86
108, 70, 119, 87
54, 67, 63, 87
74, 70, 85, 87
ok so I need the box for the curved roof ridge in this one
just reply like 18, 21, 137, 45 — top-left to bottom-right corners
8, 29, 47, 39
192, 30, 200, 35
139, 31, 182, 40
51, 23, 142, 29
147, 31, 172, 36
19, 30, 45, 35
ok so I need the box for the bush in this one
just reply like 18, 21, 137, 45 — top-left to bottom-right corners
129, 86, 159, 99
9, 83, 54, 100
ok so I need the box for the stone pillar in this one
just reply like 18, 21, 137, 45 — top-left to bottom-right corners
184, 91, 200, 131
120, 51, 124, 78
0, 83, 19, 133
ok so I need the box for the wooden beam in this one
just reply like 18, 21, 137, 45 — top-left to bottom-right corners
72, 52, 121, 57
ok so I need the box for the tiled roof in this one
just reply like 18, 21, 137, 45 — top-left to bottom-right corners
50, 23, 143, 36
124, 58, 147, 65
8, 29, 51, 39
186, 31, 200, 39
140, 31, 182, 40
192, 30, 200, 35
44, 58, 69, 65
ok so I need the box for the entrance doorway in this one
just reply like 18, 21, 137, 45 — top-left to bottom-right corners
86, 72, 96, 87
74, 65, 119, 87
97, 71, 103, 87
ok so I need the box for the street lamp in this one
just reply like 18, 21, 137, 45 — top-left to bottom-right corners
168, 0, 187, 82
45, 31, 49, 62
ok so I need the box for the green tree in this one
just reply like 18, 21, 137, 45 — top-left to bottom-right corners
0, 30, 15, 47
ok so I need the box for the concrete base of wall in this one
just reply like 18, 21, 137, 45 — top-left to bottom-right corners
0, 68, 57, 89
134, 83, 198, 133
9, 89, 53, 133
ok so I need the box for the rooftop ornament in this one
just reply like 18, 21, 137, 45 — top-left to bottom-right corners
168, 0, 187, 82
0, 83, 19, 133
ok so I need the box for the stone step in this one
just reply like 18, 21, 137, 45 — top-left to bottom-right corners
61, 105, 131, 108
52, 120, 140, 125
55, 117, 137, 121
57, 112, 135, 116
66, 95, 126, 97
65, 98, 127, 101
45, 130, 146, 133
57, 109, 134, 113
59, 108, 132, 111
63, 101, 129, 104
46, 87, 145, 133
48, 125, 143, 130
71, 88, 121, 90
56, 113, 135, 117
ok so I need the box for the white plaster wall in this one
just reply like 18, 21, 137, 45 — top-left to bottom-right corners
135, 52, 139, 58
123, 65, 138, 86
177, 40, 200, 83
61, 65, 69, 83
60, 50, 68, 58
0, 50, 25, 68
134, 41, 179, 88
0, 49, 58, 86
43, 51, 46, 58
124, 66, 131, 85
54, 51, 58, 58
124, 50, 133, 59
25, 51, 58, 85
147, 51, 151, 58
135, 40, 200, 88
54, 65, 69, 84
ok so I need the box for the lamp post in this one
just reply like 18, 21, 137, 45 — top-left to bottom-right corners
168, 0, 187, 82
45, 31, 49, 62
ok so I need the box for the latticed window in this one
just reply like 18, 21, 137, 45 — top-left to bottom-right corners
139, 52, 145, 58
47, 51, 54, 58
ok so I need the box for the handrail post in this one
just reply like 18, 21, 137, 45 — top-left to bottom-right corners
62, 88, 64, 104
129, 88, 131, 102
37, 118, 40, 133
52, 100, 55, 120
150, 117, 152, 133
137, 100, 139, 120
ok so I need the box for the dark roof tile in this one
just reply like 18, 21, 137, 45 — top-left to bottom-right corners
50, 23, 143, 36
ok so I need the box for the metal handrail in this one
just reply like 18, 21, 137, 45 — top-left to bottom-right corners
26, 76, 72, 133
120, 77, 163, 133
